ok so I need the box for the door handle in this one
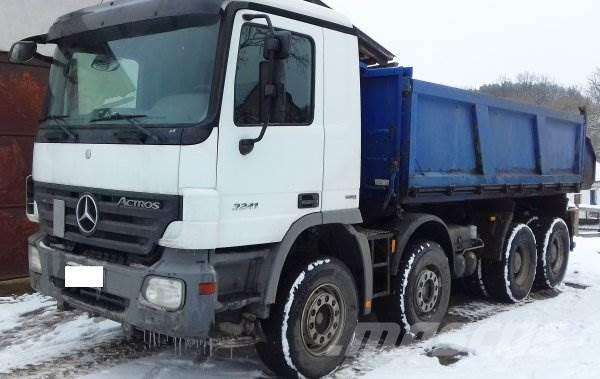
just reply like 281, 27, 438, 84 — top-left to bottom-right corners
298, 193, 319, 209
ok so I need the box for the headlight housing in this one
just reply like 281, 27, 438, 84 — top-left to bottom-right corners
142, 276, 185, 311
28, 245, 41, 273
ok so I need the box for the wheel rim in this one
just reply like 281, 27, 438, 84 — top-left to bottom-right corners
548, 234, 566, 277
415, 268, 441, 315
301, 283, 345, 356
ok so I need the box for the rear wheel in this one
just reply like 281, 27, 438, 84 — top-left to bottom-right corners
256, 258, 358, 378
381, 240, 451, 336
531, 218, 570, 290
482, 224, 537, 303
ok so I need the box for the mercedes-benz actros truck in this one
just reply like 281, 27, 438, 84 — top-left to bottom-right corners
11, 0, 596, 377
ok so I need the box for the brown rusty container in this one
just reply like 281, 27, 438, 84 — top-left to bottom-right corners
0, 51, 49, 281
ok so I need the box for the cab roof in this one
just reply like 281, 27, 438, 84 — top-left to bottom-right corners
46, 0, 395, 66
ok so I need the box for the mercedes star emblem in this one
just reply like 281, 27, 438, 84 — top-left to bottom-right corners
76, 194, 99, 235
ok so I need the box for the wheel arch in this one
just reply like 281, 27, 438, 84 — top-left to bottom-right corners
390, 213, 454, 275
262, 210, 373, 315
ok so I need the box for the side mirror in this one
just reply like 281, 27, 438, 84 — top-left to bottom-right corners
239, 14, 291, 156
9, 41, 37, 63
274, 31, 291, 60
263, 31, 292, 61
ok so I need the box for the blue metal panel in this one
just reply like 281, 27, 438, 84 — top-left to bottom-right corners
360, 66, 587, 213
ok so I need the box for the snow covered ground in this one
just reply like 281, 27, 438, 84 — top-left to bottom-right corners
0, 236, 599, 378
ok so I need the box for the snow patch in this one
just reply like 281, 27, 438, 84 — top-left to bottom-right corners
399, 249, 418, 335
334, 237, 600, 379
525, 216, 539, 226
0, 295, 121, 374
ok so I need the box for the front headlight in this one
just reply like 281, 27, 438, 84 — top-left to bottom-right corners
29, 245, 41, 273
143, 276, 185, 311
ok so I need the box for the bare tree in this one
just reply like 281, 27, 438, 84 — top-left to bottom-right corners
587, 68, 600, 104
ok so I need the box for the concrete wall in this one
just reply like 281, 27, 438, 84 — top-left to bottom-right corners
0, 0, 99, 52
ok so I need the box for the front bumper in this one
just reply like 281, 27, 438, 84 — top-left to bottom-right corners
28, 232, 217, 338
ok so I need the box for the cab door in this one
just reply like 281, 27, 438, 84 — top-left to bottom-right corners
216, 11, 324, 248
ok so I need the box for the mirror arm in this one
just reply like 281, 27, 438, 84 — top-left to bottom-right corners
239, 118, 269, 155
243, 14, 276, 35
238, 13, 279, 156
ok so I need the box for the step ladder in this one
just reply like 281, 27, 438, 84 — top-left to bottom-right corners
359, 228, 395, 299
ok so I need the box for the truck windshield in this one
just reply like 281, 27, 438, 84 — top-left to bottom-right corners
45, 18, 220, 129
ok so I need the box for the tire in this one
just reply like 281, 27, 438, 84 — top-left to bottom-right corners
531, 218, 570, 290
482, 224, 537, 303
458, 257, 489, 299
382, 240, 451, 336
256, 258, 358, 378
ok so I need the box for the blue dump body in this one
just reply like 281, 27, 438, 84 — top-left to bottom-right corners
360, 66, 596, 214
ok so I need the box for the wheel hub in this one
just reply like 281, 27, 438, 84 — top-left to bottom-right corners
512, 249, 523, 275
301, 284, 344, 356
415, 269, 441, 314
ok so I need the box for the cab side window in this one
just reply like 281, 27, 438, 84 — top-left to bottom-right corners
234, 23, 314, 126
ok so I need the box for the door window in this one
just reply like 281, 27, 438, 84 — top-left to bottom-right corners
234, 23, 314, 126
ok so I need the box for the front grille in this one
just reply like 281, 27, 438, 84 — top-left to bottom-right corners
36, 182, 181, 257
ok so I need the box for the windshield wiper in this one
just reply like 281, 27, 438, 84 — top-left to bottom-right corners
90, 114, 161, 143
39, 115, 78, 140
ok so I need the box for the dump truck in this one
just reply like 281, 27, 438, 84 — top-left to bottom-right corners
10, 0, 597, 377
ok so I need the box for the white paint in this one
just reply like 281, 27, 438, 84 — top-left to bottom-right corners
177, 131, 219, 190
64, 266, 104, 288
216, 11, 326, 248
222, 0, 353, 29
503, 224, 536, 303
541, 218, 569, 289
321, 28, 362, 212
33, 143, 181, 195
159, 189, 221, 249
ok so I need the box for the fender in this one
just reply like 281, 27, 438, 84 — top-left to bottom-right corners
261, 209, 374, 314
389, 213, 453, 275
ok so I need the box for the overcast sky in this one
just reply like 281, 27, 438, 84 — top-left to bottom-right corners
2, 0, 598, 89
326, 0, 599, 89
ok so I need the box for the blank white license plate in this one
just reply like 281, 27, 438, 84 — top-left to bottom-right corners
65, 265, 104, 288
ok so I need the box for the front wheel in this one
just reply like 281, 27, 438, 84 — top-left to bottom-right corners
256, 258, 358, 378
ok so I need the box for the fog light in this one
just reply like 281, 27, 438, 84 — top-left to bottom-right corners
29, 245, 41, 273
143, 276, 185, 311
